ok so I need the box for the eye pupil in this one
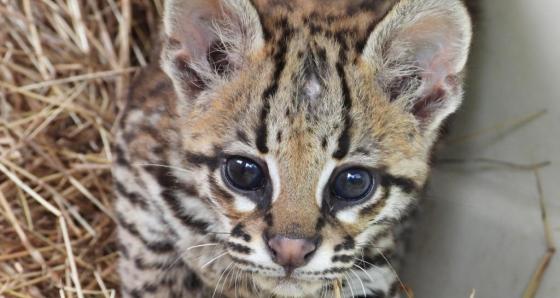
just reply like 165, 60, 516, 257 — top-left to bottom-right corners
332, 168, 374, 201
225, 157, 265, 190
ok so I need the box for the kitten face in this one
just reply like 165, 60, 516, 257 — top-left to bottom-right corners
160, 0, 471, 295
175, 38, 426, 296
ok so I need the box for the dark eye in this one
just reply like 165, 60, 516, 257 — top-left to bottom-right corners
331, 168, 375, 201
224, 156, 265, 191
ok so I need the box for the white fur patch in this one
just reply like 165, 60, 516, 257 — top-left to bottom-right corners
304, 74, 322, 101
336, 208, 359, 224
266, 156, 282, 203
315, 160, 336, 208
233, 195, 257, 212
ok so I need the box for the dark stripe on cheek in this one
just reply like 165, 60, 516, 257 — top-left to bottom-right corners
114, 181, 149, 210
334, 235, 355, 252
208, 175, 234, 202
359, 188, 390, 217
332, 255, 354, 263
355, 249, 394, 270
116, 213, 175, 254
227, 242, 253, 254
381, 174, 418, 194
145, 167, 210, 234
232, 223, 252, 242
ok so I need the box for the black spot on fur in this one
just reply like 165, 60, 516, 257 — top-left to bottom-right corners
334, 235, 355, 252
264, 212, 273, 226
184, 272, 202, 290
276, 130, 283, 143
227, 242, 252, 254
332, 255, 354, 263
315, 217, 326, 232
232, 224, 252, 242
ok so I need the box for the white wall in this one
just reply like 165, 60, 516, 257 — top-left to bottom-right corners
401, 0, 560, 297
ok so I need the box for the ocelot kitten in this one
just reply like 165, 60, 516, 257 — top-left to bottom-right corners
113, 0, 472, 297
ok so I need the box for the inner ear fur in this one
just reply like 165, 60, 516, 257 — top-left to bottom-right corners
362, 0, 472, 133
161, 0, 265, 100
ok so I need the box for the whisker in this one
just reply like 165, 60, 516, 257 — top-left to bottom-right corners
134, 163, 191, 173
220, 263, 235, 295
234, 268, 240, 298
212, 262, 234, 298
375, 248, 411, 298
187, 243, 220, 250
352, 262, 375, 282
201, 252, 228, 269
350, 269, 366, 297
343, 272, 355, 298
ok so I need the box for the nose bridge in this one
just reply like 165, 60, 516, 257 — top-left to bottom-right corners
269, 158, 321, 238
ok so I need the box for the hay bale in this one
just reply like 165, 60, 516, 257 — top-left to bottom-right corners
0, 1, 162, 296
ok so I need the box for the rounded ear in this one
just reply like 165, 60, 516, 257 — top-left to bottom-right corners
362, 0, 472, 134
161, 0, 265, 100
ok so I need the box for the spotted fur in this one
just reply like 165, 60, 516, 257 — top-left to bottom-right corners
113, 0, 472, 297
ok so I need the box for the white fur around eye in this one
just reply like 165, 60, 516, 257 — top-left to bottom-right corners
265, 156, 281, 203
233, 195, 257, 212
315, 160, 336, 208
336, 208, 359, 223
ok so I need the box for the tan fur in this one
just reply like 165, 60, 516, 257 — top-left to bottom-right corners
114, 1, 472, 297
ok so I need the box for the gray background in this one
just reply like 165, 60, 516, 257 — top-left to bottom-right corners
401, 0, 560, 297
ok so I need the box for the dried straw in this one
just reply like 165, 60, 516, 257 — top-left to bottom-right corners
0, 0, 161, 296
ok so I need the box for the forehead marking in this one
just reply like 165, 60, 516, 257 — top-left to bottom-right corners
332, 50, 353, 160
303, 73, 322, 102
255, 19, 293, 154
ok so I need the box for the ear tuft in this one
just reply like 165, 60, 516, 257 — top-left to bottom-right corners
161, 0, 264, 100
362, 0, 472, 133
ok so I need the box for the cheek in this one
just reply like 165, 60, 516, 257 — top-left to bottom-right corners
334, 187, 389, 229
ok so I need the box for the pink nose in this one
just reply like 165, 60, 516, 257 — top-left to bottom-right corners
267, 236, 317, 273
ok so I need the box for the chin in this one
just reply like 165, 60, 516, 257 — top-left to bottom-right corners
253, 275, 324, 297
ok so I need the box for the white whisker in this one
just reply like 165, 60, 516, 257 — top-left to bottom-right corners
350, 269, 366, 297
376, 248, 409, 298
201, 252, 228, 269
187, 243, 220, 250
343, 273, 355, 298
352, 262, 375, 282
212, 262, 234, 298
134, 163, 191, 174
